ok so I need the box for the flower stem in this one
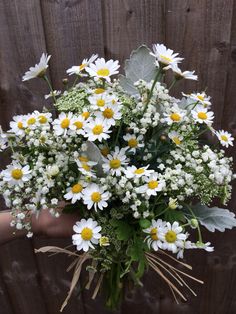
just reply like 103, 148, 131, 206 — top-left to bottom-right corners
168, 78, 177, 91
43, 75, 57, 104
184, 203, 203, 243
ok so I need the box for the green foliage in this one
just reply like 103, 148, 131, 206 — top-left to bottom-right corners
110, 219, 133, 241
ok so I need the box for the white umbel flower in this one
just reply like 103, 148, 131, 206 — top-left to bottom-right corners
72, 218, 101, 252
150, 44, 183, 68
85, 58, 120, 82
2, 163, 31, 187
191, 105, 214, 125
102, 147, 129, 176
22, 53, 51, 81
67, 54, 98, 76
215, 130, 234, 148
160, 222, 187, 254
143, 219, 166, 251
82, 183, 110, 211
136, 173, 165, 196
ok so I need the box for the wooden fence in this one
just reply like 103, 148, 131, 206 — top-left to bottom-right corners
0, 0, 236, 313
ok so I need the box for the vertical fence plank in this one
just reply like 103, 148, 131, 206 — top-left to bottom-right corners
102, 0, 165, 68
40, 0, 105, 89
0, 240, 48, 314
0, 274, 15, 314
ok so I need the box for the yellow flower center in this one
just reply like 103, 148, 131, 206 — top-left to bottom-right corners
103, 108, 114, 119
82, 112, 90, 120
27, 117, 36, 125
170, 113, 181, 122
100, 147, 109, 157
38, 115, 48, 124
17, 122, 23, 129
134, 168, 145, 175
94, 88, 105, 94
92, 125, 103, 135
60, 118, 70, 129
220, 135, 228, 142
72, 183, 83, 194
79, 156, 89, 162
74, 121, 83, 129
197, 112, 207, 120
11, 169, 23, 180
97, 68, 110, 77
79, 63, 86, 71
97, 99, 105, 107
172, 137, 181, 145
160, 55, 172, 64
150, 228, 158, 240
81, 227, 93, 241
165, 230, 177, 243
109, 159, 121, 169
148, 180, 158, 189
197, 95, 204, 101
91, 192, 101, 203
112, 99, 116, 104
128, 138, 138, 148
82, 163, 91, 171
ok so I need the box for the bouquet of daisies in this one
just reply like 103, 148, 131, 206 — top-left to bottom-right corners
0, 44, 235, 310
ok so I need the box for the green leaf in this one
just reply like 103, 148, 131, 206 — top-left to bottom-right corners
164, 210, 186, 223
139, 219, 151, 229
185, 204, 236, 232
119, 45, 158, 95
111, 220, 133, 241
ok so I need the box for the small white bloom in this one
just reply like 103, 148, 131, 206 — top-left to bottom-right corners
72, 218, 101, 252
85, 58, 120, 82
82, 183, 110, 211
163, 104, 186, 125
215, 130, 234, 148
67, 54, 98, 76
191, 105, 214, 125
46, 164, 60, 177
88, 92, 114, 111
168, 131, 183, 146
160, 222, 187, 253
84, 117, 111, 142
64, 181, 88, 203
123, 133, 144, 153
22, 53, 51, 81
102, 147, 129, 176
44, 90, 61, 99
75, 158, 97, 178
136, 173, 165, 196
96, 105, 122, 126
52, 112, 76, 136
125, 165, 154, 179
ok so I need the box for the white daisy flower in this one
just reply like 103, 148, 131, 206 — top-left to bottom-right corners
96, 105, 122, 126
81, 109, 91, 120
136, 173, 165, 196
88, 92, 114, 111
102, 147, 129, 176
44, 90, 61, 99
143, 219, 166, 251
2, 163, 32, 187
168, 131, 183, 146
52, 112, 76, 136
85, 58, 120, 82
75, 159, 97, 178
22, 53, 51, 81
171, 65, 198, 81
163, 105, 186, 125
191, 105, 214, 125
72, 115, 86, 136
183, 92, 211, 107
84, 117, 111, 142
0, 127, 8, 151
195, 241, 214, 252
123, 134, 144, 153
150, 44, 183, 68
92, 87, 106, 95
72, 218, 101, 252
160, 222, 187, 254
34, 111, 52, 125
25, 113, 38, 129
215, 130, 234, 148
64, 181, 88, 204
125, 165, 154, 179
67, 54, 98, 76
82, 183, 110, 211
9, 115, 27, 136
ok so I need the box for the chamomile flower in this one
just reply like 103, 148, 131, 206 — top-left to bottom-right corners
143, 219, 166, 251
123, 134, 144, 153
191, 105, 214, 125
2, 163, 32, 187
35, 111, 52, 125
168, 131, 183, 146
22, 53, 51, 81
160, 222, 187, 254
25, 113, 38, 129
72, 218, 101, 252
163, 105, 186, 125
171, 65, 198, 81
215, 130, 234, 148
82, 183, 110, 211
102, 147, 129, 176
64, 181, 88, 203
0, 127, 7, 151
85, 58, 120, 82
136, 173, 165, 196
88, 93, 114, 111
72, 115, 86, 136
52, 112, 75, 136
76, 159, 97, 178
125, 165, 154, 179
150, 44, 183, 68
84, 117, 111, 142
184, 92, 211, 107
96, 105, 122, 126
44, 90, 61, 99
9, 115, 26, 136
195, 241, 214, 252
67, 54, 98, 76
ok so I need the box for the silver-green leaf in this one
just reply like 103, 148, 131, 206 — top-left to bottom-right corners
185, 204, 236, 232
